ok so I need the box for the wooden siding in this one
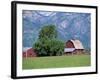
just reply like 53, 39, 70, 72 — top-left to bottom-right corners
23, 48, 37, 57
66, 40, 74, 48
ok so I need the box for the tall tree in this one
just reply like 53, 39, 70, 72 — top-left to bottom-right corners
34, 24, 64, 56
39, 25, 57, 39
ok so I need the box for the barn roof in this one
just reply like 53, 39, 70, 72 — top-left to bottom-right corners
23, 47, 32, 52
64, 48, 75, 52
70, 40, 84, 49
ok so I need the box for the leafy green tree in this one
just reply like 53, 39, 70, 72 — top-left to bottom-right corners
33, 24, 64, 56
39, 25, 57, 39
48, 39, 64, 56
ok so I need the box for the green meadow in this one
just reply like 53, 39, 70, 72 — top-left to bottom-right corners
22, 54, 90, 69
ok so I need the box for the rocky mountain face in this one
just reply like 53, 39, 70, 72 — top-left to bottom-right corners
23, 10, 91, 49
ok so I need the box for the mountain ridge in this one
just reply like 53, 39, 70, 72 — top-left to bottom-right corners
23, 10, 91, 49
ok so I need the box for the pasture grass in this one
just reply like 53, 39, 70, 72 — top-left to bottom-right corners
22, 54, 90, 69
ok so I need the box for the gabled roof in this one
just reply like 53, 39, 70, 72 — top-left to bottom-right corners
64, 48, 75, 52
23, 47, 32, 52
70, 40, 84, 49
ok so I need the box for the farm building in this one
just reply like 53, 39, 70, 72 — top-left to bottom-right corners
23, 47, 37, 57
64, 39, 84, 55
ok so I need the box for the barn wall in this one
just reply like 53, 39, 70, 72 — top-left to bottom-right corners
66, 41, 74, 48
23, 52, 26, 57
23, 48, 37, 58
27, 48, 37, 57
64, 52, 73, 55
64, 49, 84, 55
73, 49, 84, 54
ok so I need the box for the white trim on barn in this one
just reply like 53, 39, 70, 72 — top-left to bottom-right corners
64, 48, 75, 52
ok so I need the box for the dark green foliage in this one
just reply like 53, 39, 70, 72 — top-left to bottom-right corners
34, 39, 64, 56
34, 24, 64, 56
39, 25, 57, 39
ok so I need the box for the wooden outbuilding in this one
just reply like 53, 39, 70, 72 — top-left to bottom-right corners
23, 47, 37, 57
64, 39, 84, 55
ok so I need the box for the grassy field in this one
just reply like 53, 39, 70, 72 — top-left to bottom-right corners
22, 55, 90, 69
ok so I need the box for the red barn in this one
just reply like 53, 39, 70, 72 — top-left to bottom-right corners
64, 39, 84, 55
23, 47, 37, 58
